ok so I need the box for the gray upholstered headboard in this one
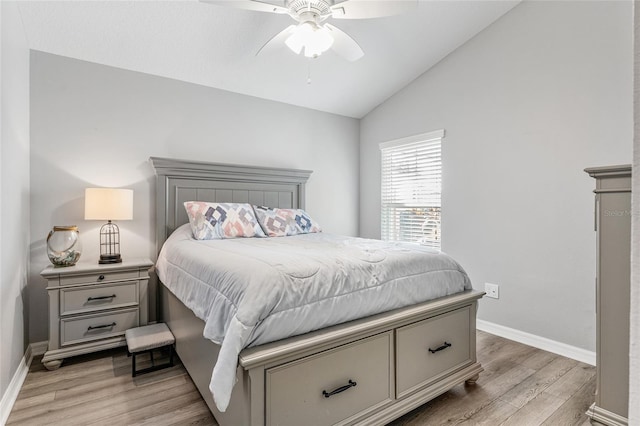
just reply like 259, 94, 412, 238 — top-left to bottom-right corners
150, 157, 312, 254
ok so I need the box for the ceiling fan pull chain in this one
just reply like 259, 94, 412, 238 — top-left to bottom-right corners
307, 60, 312, 85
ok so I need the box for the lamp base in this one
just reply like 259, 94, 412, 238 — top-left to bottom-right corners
99, 254, 122, 264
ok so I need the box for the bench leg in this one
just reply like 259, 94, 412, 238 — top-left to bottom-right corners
130, 345, 175, 377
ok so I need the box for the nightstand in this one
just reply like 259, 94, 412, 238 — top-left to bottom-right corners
40, 258, 154, 370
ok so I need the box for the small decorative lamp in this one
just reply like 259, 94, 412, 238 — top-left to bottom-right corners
84, 188, 133, 264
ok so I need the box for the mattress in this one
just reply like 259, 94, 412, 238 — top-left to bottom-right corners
156, 224, 472, 412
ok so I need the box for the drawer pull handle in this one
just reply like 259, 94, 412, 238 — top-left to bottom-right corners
87, 322, 116, 331
428, 342, 452, 354
98, 275, 105, 281
322, 380, 357, 398
87, 294, 116, 302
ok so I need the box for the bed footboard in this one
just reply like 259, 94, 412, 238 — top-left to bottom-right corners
160, 283, 483, 426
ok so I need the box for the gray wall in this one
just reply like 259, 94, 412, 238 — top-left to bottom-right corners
29, 52, 360, 343
360, 0, 632, 351
0, 0, 30, 406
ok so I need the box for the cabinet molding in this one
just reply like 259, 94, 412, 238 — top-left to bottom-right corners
585, 164, 630, 426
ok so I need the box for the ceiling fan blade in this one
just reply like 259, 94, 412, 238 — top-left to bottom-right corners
200, 0, 288, 14
325, 24, 364, 62
330, 0, 417, 19
256, 25, 297, 56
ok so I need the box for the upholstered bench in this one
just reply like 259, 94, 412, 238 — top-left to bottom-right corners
125, 323, 175, 377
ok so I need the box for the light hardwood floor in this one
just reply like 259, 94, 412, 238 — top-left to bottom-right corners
7, 331, 595, 425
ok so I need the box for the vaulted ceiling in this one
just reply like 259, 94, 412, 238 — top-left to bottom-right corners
17, 0, 520, 118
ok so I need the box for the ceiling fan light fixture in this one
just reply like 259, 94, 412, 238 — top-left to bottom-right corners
285, 21, 334, 58
204, 0, 418, 62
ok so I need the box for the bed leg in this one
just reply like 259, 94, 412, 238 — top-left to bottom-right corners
465, 374, 480, 385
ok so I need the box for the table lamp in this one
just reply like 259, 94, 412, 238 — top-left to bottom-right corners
84, 188, 133, 264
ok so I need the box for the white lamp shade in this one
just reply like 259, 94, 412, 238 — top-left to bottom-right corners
84, 188, 133, 221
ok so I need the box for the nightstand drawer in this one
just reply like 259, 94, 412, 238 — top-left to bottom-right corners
61, 308, 139, 346
60, 270, 140, 286
60, 281, 138, 316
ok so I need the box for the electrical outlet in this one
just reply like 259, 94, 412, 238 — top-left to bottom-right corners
485, 283, 499, 299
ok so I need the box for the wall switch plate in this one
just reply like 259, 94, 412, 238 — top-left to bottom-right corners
485, 283, 499, 299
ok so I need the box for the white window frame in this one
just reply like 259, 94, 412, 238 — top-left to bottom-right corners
379, 129, 444, 249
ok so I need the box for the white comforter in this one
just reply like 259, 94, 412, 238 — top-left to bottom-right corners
156, 224, 472, 412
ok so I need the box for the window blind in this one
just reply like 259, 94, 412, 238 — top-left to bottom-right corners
380, 131, 443, 249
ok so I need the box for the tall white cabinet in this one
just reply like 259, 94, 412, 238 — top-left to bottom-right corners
585, 165, 630, 426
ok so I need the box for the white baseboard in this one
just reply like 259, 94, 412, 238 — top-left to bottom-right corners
477, 319, 596, 366
0, 341, 47, 425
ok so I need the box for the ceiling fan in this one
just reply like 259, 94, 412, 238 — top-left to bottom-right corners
202, 0, 417, 61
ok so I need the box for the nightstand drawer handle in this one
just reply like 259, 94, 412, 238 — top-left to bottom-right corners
87, 294, 116, 302
98, 275, 105, 281
87, 322, 116, 331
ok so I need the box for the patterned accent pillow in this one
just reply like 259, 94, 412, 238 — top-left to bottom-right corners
253, 206, 322, 237
184, 202, 266, 240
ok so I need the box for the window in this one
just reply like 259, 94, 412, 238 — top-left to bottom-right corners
380, 130, 443, 249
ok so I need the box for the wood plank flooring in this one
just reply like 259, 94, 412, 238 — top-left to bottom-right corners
7, 331, 595, 425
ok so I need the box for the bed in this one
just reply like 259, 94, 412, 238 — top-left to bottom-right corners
150, 157, 483, 426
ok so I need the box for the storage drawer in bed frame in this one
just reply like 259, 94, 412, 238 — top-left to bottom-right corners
396, 306, 472, 398
265, 331, 394, 426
